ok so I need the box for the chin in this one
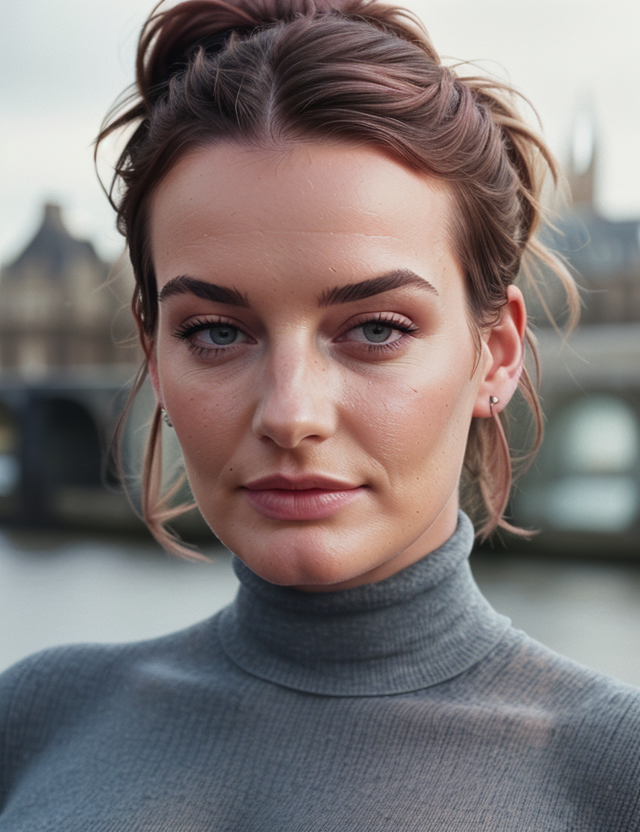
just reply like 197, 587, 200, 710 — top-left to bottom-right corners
220, 524, 373, 588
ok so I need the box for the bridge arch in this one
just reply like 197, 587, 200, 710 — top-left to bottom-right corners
0, 401, 20, 517
515, 392, 640, 536
41, 397, 103, 489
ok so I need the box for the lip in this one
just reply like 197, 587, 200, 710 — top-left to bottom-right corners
244, 474, 360, 491
241, 474, 366, 521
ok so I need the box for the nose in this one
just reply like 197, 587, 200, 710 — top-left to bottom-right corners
252, 339, 338, 448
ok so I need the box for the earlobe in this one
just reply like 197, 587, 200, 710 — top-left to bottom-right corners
472, 285, 526, 419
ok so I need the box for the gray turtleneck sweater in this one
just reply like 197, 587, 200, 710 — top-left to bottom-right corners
1, 513, 640, 830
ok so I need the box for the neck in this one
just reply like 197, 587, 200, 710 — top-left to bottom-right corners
218, 512, 510, 696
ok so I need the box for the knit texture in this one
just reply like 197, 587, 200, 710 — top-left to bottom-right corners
1, 512, 640, 831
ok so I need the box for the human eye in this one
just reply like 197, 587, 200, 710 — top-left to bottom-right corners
338, 313, 418, 353
172, 317, 252, 358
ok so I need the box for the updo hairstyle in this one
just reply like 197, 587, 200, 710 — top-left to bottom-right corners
97, 0, 579, 554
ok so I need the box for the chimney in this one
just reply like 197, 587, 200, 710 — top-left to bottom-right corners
42, 203, 65, 230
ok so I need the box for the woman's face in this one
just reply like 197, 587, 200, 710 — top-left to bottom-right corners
148, 142, 496, 590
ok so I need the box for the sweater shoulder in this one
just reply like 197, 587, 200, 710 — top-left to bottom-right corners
0, 613, 232, 807
0, 610, 231, 717
484, 626, 640, 727
449, 627, 640, 826
477, 627, 640, 822
513, 627, 640, 704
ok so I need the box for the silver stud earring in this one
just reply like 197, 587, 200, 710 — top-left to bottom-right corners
489, 396, 499, 406
161, 408, 173, 428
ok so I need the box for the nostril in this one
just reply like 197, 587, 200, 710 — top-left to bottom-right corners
251, 356, 337, 446
252, 399, 336, 448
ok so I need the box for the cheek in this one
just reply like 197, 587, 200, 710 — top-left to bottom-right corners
161, 367, 251, 486
350, 352, 478, 482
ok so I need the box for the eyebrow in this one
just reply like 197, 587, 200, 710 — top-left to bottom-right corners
318, 269, 438, 306
157, 268, 437, 308
158, 275, 250, 307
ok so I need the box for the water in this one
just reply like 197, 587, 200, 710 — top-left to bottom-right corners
2, 530, 640, 688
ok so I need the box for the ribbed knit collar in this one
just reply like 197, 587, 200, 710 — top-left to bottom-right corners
218, 512, 510, 696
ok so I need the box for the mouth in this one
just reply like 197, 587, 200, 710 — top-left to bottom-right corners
241, 474, 366, 521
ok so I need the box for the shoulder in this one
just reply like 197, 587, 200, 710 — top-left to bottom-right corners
502, 628, 640, 706
484, 628, 640, 822
0, 612, 232, 723
0, 642, 122, 737
487, 627, 640, 729
0, 642, 120, 808
0, 613, 235, 804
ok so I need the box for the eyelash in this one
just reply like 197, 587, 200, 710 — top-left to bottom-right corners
341, 313, 418, 353
172, 317, 247, 359
172, 314, 418, 358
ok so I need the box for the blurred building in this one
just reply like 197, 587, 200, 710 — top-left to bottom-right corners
560, 108, 640, 325
512, 107, 640, 553
0, 203, 137, 376
0, 204, 143, 530
0, 134, 638, 548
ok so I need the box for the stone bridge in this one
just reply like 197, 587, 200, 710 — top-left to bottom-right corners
0, 326, 639, 553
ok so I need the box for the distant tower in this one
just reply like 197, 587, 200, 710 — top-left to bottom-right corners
566, 98, 598, 210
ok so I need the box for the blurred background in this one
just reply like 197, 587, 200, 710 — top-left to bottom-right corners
1, 0, 639, 681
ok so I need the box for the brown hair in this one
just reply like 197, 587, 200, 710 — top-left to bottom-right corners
97, 0, 579, 555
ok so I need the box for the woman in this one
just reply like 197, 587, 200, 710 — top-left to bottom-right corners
1, 0, 639, 827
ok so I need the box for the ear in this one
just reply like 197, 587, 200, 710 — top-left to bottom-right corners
472, 285, 527, 418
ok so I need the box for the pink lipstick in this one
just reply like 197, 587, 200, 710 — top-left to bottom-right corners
242, 475, 365, 521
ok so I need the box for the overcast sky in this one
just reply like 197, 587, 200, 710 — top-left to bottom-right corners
2, 0, 639, 265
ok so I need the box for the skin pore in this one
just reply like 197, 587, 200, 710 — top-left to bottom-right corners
148, 142, 526, 591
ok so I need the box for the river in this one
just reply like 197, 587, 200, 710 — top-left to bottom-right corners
2, 529, 640, 688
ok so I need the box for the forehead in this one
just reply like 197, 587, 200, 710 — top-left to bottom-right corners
149, 141, 458, 291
